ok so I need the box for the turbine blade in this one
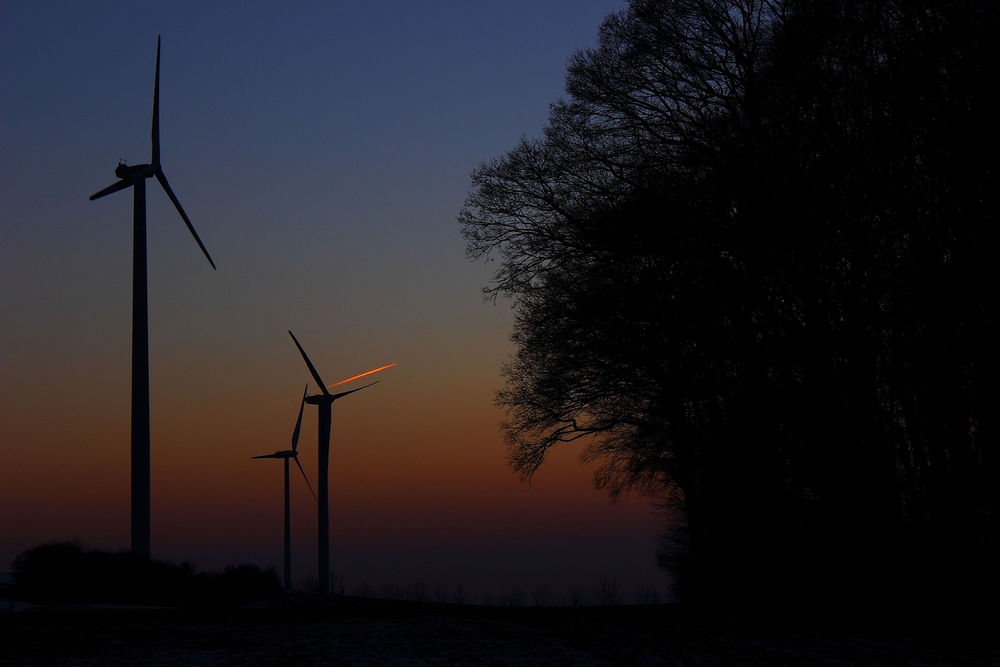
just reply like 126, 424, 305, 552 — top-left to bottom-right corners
331, 380, 379, 401
252, 453, 282, 459
156, 169, 216, 270
291, 383, 307, 452
288, 331, 330, 394
89, 179, 131, 200
151, 35, 160, 166
294, 456, 318, 502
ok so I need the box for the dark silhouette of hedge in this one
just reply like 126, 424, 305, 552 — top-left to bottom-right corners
11, 541, 281, 607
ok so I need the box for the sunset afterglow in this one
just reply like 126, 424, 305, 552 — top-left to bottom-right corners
0, 0, 663, 602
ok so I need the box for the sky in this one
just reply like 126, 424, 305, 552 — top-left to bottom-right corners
0, 0, 671, 602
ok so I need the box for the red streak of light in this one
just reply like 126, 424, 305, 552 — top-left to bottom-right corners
328, 363, 397, 388
273, 363, 397, 406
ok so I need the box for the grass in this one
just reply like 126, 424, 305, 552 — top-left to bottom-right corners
3, 595, 998, 665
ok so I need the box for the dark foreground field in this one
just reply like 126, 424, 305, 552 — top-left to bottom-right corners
2, 596, 998, 665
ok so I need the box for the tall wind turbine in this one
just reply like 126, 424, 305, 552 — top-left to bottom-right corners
252, 384, 317, 590
288, 330, 391, 594
89, 36, 216, 558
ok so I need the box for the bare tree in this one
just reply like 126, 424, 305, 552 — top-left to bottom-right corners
566, 585, 587, 608
597, 576, 620, 606
530, 583, 551, 607
462, 0, 1000, 600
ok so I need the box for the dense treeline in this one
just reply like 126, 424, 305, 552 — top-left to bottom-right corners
12, 541, 281, 606
461, 0, 999, 600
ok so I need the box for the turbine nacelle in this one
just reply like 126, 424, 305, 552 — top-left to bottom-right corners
114, 162, 155, 181
304, 395, 334, 406
304, 381, 378, 405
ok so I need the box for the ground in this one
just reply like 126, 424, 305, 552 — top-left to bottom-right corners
2, 596, 998, 665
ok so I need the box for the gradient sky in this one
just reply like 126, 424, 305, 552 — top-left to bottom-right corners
0, 0, 670, 602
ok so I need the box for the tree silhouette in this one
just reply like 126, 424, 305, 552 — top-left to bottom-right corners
461, 0, 999, 600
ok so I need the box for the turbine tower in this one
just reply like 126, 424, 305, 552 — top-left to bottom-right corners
252, 384, 317, 590
89, 36, 215, 558
288, 330, 388, 595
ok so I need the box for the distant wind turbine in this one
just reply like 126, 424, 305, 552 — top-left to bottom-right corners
252, 384, 317, 591
288, 330, 392, 595
89, 36, 215, 558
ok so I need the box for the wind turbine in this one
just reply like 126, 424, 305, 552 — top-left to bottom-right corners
287, 330, 391, 595
252, 384, 317, 591
89, 36, 216, 558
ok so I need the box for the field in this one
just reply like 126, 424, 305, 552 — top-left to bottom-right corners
3, 596, 998, 665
